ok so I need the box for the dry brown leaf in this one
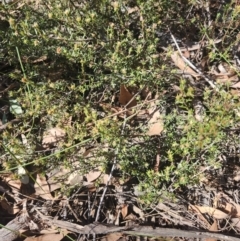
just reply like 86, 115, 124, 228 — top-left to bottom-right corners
216, 74, 238, 84
132, 205, 144, 221
231, 89, 240, 97
0, 199, 20, 214
213, 62, 238, 84
147, 100, 164, 136
215, 76, 231, 84
147, 112, 163, 135
47, 166, 72, 192
67, 172, 83, 186
85, 169, 102, 182
83, 182, 96, 192
188, 204, 211, 228
215, 192, 240, 217
39, 229, 62, 234
182, 50, 190, 58
205, 238, 218, 241
100, 174, 110, 185
209, 219, 218, 231
46, 166, 69, 192
194, 205, 228, 219
215, 201, 236, 216
5, 175, 21, 191
119, 84, 137, 108
42, 127, 65, 148
82, 148, 92, 157
171, 51, 199, 77
100, 232, 122, 241
24, 233, 67, 241
231, 81, 240, 88
206, 219, 218, 241
121, 204, 128, 219
34, 174, 53, 200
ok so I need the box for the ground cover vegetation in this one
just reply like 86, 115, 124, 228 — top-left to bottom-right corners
0, 0, 240, 240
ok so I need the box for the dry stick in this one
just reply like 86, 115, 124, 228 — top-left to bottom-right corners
123, 226, 240, 241
34, 210, 240, 241
67, 202, 81, 223
169, 31, 218, 90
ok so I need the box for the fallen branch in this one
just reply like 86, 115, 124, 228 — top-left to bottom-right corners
31, 213, 240, 241
0, 213, 29, 241
42, 217, 131, 234
36, 209, 130, 234
123, 226, 240, 241
20, 209, 240, 241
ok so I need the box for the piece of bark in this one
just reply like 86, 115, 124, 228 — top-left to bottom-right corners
0, 214, 29, 241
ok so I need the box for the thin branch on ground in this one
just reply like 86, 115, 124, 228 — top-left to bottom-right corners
169, 30, 218, 90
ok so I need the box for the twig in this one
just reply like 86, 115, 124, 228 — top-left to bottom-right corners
67, 201, 81, 223
169, 31, 218, 90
